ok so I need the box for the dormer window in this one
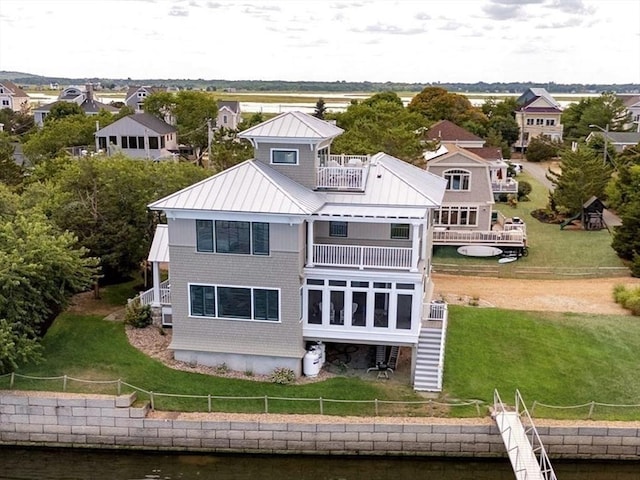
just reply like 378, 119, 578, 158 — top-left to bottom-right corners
444, 169, 470, 191
271, 149, 298, 165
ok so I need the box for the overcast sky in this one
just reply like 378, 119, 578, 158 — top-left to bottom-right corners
1, 0, 639, 84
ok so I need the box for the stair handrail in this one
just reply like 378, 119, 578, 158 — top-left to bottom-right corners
515, 389, 558, 480
494, 389, 528, 479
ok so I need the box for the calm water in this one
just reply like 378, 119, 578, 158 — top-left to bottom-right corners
0, 447, 638, 480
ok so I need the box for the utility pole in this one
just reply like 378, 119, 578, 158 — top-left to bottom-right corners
207, 118, 212, 169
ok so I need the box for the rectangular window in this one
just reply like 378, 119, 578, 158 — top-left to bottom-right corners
161, 136, 166, 148
217, 287, 252, 319
434, 207, 479, 226
396, 294, 413, 330
307, 279, 324, 285
121, 136, 129, 148
308, 290, 322, 324
252, 222, 269, 255
271, 149, 298, 165
253, 289, 279, 321
196, 220, 214, 252
98, 137, 107, 150
1, 99, 9, 106
148, 137, 159, 149
391, 223, 410, 239
128, 136, 138, 149
190, 285, 215, 317
329, 221, 348, 237
526, 118, 534, 126
216, 220, 251, 254
546, 119, 555, 126
536, 118, 544, 126
109, 136, 117, 146
138, 136, 145, 149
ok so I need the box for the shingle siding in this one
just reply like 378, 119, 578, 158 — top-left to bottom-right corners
254, 142, 317, 190
169, 246, 304, 359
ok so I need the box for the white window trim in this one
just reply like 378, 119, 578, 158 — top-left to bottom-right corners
270, 148, 299, 165
434, 206, 479, 227
188, 282, 281, 323
195, 219, 270, 256
443, 169, 471, 192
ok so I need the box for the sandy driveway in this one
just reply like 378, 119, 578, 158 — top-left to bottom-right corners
432, 273, 640, 315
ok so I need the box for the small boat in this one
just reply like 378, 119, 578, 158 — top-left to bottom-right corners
457, 245, 503, 257
498, 256, 518, 264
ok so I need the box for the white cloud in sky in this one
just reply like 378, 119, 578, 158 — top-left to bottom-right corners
0, 0, 638, 84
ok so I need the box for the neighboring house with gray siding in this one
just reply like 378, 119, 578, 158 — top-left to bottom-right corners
33, 84, 117, 126
94, 113, 178, 160
217, 100, 241, 130
139, 111, 450, 392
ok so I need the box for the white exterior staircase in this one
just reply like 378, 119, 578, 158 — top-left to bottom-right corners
413, 301, 448, 392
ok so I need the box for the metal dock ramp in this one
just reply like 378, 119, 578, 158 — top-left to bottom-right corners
493, 390, 558, 480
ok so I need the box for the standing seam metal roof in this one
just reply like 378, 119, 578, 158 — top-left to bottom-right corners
238, 111, 343, 140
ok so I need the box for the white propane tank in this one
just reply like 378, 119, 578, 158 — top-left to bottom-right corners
303, 349, 321, 377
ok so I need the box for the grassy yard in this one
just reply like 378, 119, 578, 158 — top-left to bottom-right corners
433, 171, 625, 273
5, 301, 640, 420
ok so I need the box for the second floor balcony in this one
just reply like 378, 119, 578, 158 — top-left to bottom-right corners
316, 154, 370, 191
492, 178, 518, 194
313, 243, 414, 270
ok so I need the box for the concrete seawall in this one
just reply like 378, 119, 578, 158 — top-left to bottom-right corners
1, 391, 639, 460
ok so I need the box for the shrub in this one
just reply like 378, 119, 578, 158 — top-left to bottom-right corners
124, 300, 152, 328
215, 363, 229, 375
270, 367, 296, 385
525, 137, 560, 162
612, 284, 640, 315
631, 254, 640, 278
517, 181, 532, 201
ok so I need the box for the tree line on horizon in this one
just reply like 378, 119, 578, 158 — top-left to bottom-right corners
2, 71, 639, 94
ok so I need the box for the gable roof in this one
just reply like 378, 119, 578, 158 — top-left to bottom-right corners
148, 160, 324, 216
218, 100, 240, 114
468, 146, 503, 160
424, 120, 484, 144
129, 112, 176, 134
125, 86, 166, 103
426, 143, 490, 166
34, 98, 118, 114
517, 88, 562, 111
0, 80, 29, 98
589, 131, 640, 145
238, 111, 343, 141
618, 94, 640, 108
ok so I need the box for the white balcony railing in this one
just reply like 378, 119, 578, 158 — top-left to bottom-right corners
312, 244, 413, 270
133, 279, 171, 307
432, 229, 525, 246
492, 179, 518, 193
316, 154, 370, 190
316, 166, 366, 190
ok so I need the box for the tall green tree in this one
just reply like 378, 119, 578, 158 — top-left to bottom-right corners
0, 106, 35, 136
144, 91, 218, 152
547, 147, 613, 215
0, 132, 23, 186
408, 86, 487, 129
209, 128, 253, 172
0, 211, 99, 372
562, 92, 631, 141
332, 92, 426, 163
45, 101, 84, 123
22, 156, 210, 282
23, 110, 116, 163
313, 98, 327, 119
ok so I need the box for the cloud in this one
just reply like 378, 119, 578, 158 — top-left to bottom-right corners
415, 12, 431, 20
168, 6, 189, 16
356, 23, 425, 35
545, 0, 594, 15
438, 21, 465, 31
482, 3, 523, 20
206, 1, 221, 7
331, 2, 364, 9
537, 17, 583, 29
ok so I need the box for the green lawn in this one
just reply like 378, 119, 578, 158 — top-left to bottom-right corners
6, 304, 640, 420
433, 171, 626, 274
444, 305, 640, 420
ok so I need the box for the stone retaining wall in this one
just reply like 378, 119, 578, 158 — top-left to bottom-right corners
1, 391, 639, 460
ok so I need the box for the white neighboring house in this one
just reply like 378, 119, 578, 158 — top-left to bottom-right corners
216, 100, 241, 130
514, 88, 564, 150
0, 80, 30, 112
33, 84, 117, 126
617, 94, 640, 132
135, 111, 451, 392
585, 131, 640, 153
124, 86, 167, 112
94, 113, 178, 160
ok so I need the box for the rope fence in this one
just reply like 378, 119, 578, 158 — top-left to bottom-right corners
1, 373, 482, 417
3, 373, 639, 419
433, 263, 630, 279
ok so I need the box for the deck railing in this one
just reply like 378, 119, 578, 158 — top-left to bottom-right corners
492, 179, 518, 193
432, 229, 525, 246
316, 166, 366, 190
313, 244, 413, 270
131, 279, 171, 307
322, 154, 370, 166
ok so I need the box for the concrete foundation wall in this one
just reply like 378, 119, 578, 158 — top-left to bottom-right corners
1, 391, 639, 460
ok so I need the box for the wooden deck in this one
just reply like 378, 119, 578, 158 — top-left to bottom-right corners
432, 229, 526, 247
